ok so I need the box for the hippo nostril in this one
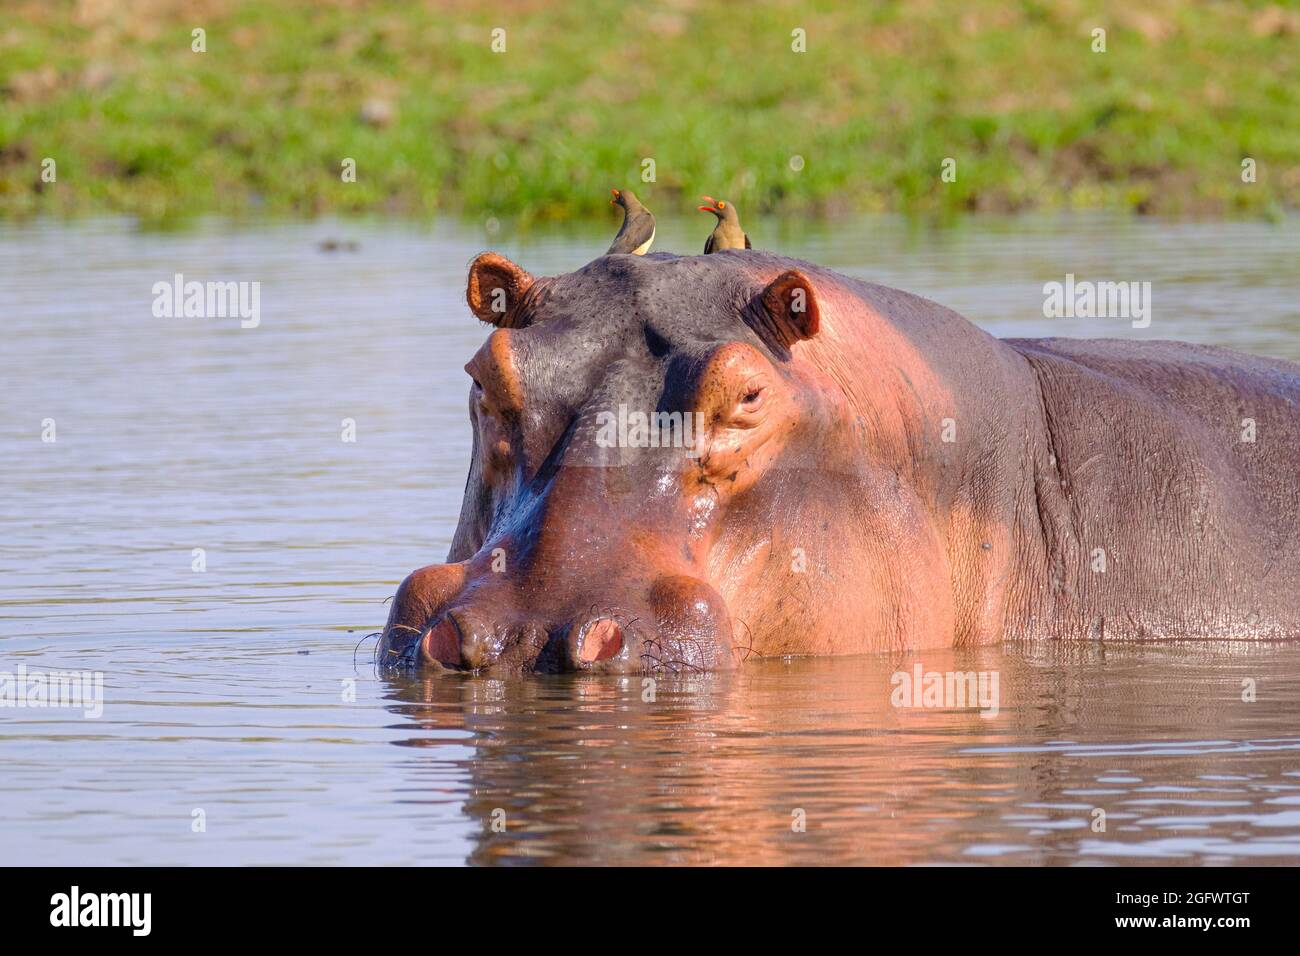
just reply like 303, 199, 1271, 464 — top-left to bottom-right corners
381, 562, 468, 667
578, 618, 624, 664
421, 615, 463, 667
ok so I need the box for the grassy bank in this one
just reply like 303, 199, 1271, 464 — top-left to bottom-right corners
2, 0, 1297, 223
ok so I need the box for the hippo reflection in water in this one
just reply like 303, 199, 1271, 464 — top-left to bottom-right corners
379, 249, 1300, 673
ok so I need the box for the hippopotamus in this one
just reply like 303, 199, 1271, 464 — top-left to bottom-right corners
378, 249, 1300, 673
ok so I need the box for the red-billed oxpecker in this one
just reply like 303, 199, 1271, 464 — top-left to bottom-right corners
698, 196, 750, 253
607, 188, 656, 255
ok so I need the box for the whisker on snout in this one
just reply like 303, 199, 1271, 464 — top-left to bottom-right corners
354, 630, 382, 668
732, 616, 759, 663
378, 623, 428, 672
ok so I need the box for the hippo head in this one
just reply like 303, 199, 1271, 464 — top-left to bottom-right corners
380, 249, 846, 674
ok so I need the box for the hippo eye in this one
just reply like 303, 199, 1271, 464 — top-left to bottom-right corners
740, 386, 765, 410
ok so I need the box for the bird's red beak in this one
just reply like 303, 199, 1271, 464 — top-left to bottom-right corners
610, 188, 620, 205
698, 195, 720, 214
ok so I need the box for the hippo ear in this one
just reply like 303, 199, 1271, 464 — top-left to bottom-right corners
750, 270, 821, 358
467, 252, 535, 328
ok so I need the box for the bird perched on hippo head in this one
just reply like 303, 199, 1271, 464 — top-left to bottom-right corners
698, 196, 750, 253
607, 188, 656, 255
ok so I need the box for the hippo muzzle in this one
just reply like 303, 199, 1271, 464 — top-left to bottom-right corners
380, 563, 736, 674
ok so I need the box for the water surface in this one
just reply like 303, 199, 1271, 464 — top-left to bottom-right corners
2, 214, 1299, 865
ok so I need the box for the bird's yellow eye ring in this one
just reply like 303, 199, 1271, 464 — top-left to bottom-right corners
717, 201, 726, 209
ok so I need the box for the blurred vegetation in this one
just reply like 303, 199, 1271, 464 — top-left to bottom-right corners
1, 0, 1297, 223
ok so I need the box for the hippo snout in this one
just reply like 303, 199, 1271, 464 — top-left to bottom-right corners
380, 567, 736, 674
418, 610, 548, 671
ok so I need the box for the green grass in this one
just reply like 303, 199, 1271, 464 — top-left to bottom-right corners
2, 0, 1297, 223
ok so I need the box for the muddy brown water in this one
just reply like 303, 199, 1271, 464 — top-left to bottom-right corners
2, 214, 1299, 865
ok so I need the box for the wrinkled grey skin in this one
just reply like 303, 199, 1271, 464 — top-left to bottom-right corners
1008, 336, 1300, 640
379, 250, 1300, 674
